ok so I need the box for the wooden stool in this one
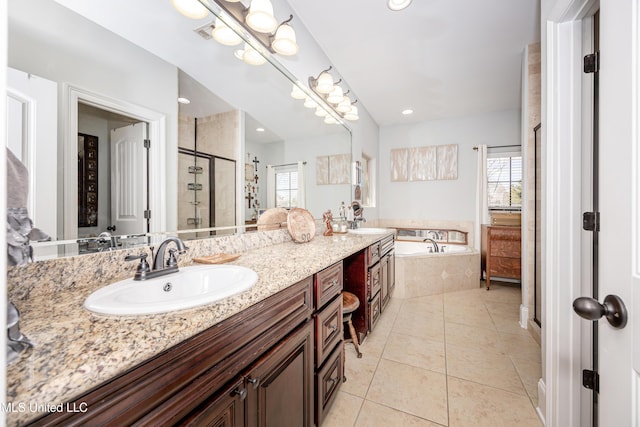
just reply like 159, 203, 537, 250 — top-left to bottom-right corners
342, 291, 362, 359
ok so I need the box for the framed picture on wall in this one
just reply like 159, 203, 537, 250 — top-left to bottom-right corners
78, 133, 98, 227
245, 163, 254, 181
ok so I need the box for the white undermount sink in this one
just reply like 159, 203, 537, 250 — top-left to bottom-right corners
84, 264, 258, 316
347, 227, 391, 235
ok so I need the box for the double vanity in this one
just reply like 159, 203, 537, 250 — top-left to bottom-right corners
6, 229, 395, 426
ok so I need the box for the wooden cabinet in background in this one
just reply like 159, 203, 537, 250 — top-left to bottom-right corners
481, 225, 522, 290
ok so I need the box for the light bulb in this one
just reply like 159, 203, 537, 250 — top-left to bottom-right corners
246, 0, 278, 33
271, 23, 299, 56
212, 17, 242, 46
315, 71, 334, 94
337, 98, 352, 113
291, 84, 306, 100
304, 97, 317, 109
324, 116, 338, 124
387, 0, 412, 11
315, 107, 328, 117
344, 105, 359, 121
242, 43, 266, 66
327, 86, 344, 104
171, 0, 209, 19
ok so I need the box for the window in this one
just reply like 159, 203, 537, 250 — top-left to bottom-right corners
275, 167, 298, 208
487, 154, 522, 210
361, 154, 376, 207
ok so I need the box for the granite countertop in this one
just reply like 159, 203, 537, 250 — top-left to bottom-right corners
6, 231, 393, 426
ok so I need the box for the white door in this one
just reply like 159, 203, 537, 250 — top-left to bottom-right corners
596, 1, 638, 424
6, 68, 57, 238
110, 122, 148, 236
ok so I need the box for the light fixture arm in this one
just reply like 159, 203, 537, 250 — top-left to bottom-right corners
313, 66, 333, 81
279, 14, 294, 26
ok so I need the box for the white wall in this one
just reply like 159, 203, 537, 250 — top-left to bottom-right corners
379, 109, 521, 222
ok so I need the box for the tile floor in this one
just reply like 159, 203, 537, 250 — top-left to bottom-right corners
323, 282, 543, 427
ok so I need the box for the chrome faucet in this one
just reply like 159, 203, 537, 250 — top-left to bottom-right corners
423, 238, 439, 253
125, 237, 187, 281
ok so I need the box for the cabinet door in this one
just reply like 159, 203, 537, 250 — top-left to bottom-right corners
380, 254, 389, 311
179, 379, 246, 427
388, 251, 395, 296
245, 321, 314, 427
367, 263, 381, 301
314, 295, 343, 368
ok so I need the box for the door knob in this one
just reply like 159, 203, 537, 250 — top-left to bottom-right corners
573, 294, 628, 329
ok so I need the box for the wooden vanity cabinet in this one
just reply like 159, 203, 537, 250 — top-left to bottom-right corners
344, 236, 395, 342
481, 225, 522, 289
28, 278, 314, 427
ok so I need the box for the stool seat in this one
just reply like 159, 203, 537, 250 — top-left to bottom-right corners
341, 291, 362, 360
342, 291, 360, 314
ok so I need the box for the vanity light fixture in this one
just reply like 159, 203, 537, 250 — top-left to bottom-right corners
315, 107, 328, 117
387, 0, 413, 11
175, 0, 300, 65
306, 67, 360, 122
303, 97, 318, 109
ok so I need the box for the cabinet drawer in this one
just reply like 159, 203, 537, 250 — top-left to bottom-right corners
490, 240, 521, 258
488, 257, 521, 279
314, 261, 343, 310
368, 291, 382, 332
489, 227, 521, 241
314, 296, 343, 367
380, 235, 394, 256
367, 263, 381, 300
367, 242, 381, 266
315, 344, 343, 427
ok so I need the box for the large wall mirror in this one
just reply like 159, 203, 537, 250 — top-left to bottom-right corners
7, 0, 352, 259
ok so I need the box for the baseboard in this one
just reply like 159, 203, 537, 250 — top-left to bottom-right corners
519, 304, 529, 329
537, 378, 546, 425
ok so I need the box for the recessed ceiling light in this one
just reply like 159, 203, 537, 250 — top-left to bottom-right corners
256, 127, 265, 132
388, 0, 412, 11
178, 97, 191, 104
402, 109, 413, 115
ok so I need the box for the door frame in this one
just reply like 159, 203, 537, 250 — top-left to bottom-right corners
542, 0, 598, 425
62, 84, 167, 239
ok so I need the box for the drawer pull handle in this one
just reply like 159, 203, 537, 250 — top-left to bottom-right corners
330, 279, 339, 286
247, 377, 260, 388
328, 324, 338, 333
232, 387, 247, 400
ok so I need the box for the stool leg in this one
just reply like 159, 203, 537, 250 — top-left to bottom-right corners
347, 319, 362, 358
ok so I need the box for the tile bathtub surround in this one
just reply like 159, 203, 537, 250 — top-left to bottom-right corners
323, 282, 542, 427
6, 228, 392, 426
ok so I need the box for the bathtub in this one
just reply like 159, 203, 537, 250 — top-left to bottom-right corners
395, 241, 471, 256
393, 240, 480, 298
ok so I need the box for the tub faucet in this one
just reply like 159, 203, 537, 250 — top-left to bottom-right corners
125, 237, 188, 281
423, 238, 439, 253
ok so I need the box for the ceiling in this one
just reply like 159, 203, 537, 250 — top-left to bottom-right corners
287, 0, 541, 127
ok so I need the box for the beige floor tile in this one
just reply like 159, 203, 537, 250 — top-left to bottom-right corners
447, 377, 542, 427
393, 310, 445, 343
366, 359, 448, 425
382, 333, 446, 374
481, 283, 522, 304
342, 350, 380, 398
384, 296, 404, 315
321, 391, 363, 427
409, 293, 445, 309
358, 327, 390, 359
445, 343, 527, 395
511, 355, 542, 405
444, 304, 496, 330
498, 331, 541, 361
490, 312, 531, 335
484, 300, 521, 319
355, 400, 444, 427
444, 322, 503, 351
